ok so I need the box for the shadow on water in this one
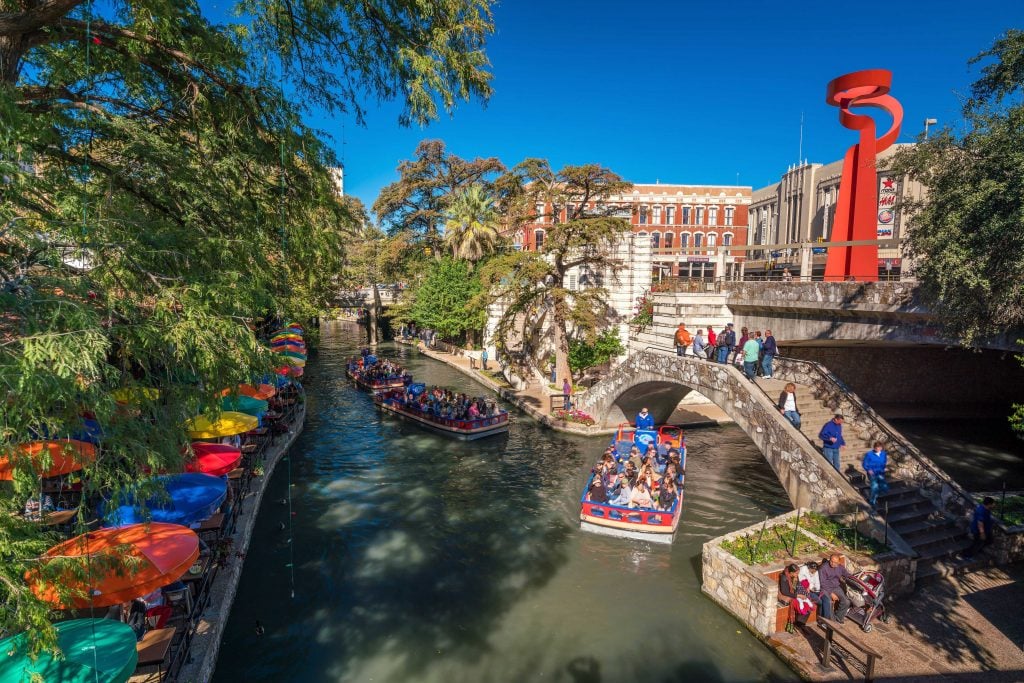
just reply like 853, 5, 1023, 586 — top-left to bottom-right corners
214, 322, 799, 683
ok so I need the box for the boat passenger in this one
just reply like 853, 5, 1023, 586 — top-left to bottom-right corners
587, 475, 609, 503
468, 403, 480, 419
609, 475, 632, 507
626, 446, 643, 473
629, 482, 654, 509
657, 480, 678, 511
623, 461, 639, 487
635, 407, 655, 430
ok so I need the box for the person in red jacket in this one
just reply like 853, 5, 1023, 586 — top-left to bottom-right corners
706, 327, 718, 360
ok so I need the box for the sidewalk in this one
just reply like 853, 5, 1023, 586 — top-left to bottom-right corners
411, 341, 729, 432
768, 564, 1024, 682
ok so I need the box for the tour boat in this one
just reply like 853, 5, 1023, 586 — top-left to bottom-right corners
374, 387, 509, 440
579, 423, 686, 543
345, 356, 411, 393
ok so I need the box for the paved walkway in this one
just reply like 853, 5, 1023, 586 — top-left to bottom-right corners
769, 564, 1024, 682
410, 340, 729, 429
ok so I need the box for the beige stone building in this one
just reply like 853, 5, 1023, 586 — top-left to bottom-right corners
749, 144, 923, 273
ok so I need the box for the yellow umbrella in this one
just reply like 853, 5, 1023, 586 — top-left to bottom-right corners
112, 387, 160, 405
185, 411, 258, 439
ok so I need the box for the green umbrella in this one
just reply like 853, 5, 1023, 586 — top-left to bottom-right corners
0, 619, 138, 683
221, 394, 269, 417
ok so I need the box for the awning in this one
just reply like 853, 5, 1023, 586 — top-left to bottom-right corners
186, 443, 243, 477
100, 473, 227, 527
238, 383, 276, 400
0, 618, 138, 683
185, 411, 258, 438
0, 440, 96, 480
28, 523, 200, 609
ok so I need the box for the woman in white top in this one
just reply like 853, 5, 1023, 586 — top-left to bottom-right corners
777, 382, 801, 429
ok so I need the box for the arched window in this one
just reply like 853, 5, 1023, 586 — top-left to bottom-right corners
706, 233, 717, 248
680, 233, 690, 248
693, 233, 704, 248
723, 233, 733, 246
652, 231, 661, 249
534, 229, 545, 250
664, 232, 674, 250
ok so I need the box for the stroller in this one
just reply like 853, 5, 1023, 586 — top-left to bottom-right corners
842, 570, 892, 632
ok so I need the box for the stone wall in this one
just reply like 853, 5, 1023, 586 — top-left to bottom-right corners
703, 509, 915, 638
577, 349, 864, 512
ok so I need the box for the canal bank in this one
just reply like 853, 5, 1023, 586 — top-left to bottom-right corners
212, 321, 799, 682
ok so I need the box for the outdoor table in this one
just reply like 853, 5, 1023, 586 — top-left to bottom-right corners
134, 626, 176, 680
180, 554, 210, 585
41, 509, 77, 526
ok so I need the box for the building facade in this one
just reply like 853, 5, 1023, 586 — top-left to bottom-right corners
515, 182, 752, 279
749, 144, 923, 271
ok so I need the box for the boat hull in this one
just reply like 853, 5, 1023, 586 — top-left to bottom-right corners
377, 401, 509, 440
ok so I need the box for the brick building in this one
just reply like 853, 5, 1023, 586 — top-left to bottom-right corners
514, 183, 752, 279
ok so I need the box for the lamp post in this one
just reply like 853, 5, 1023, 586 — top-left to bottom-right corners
923, 117, 937, 139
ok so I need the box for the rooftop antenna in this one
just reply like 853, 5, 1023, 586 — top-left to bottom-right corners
798, 111, 805, 166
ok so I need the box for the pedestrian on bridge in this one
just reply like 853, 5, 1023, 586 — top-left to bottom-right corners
741, 335, 761, 381
716, 323, 735, 364
692, 329, 706, 359
862, 442, 889, 507
673, 322, 692, 357
777, 383, 801, 428
818, 414, 846, 472
762, 329, 777, 378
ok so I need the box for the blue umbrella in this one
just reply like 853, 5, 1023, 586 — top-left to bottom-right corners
100, 473, 227, 528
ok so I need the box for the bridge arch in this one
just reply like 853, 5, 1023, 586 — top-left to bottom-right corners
577, 350, 863, 512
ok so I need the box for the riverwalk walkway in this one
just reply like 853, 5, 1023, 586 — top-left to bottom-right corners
770, 564, 1024, 681
405, 339, 728, 431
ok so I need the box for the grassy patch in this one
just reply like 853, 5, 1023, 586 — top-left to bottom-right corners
720, 526, 826, 566
798, 511, 888, 556
989, 495, 1024, 526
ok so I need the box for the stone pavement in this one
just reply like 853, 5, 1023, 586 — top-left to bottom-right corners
768, 564, 1024, 682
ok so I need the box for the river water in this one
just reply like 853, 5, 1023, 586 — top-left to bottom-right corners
214, 322, 798, 683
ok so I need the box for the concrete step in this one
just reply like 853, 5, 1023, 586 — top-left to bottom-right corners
916, 556, 978, 581
905, 526, 970, 552
896, 517, 959, 539
886, 506, 938, 526
915, 536, 973, 562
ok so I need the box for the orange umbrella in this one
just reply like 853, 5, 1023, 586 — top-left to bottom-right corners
28, 523, 199, 609
238, 383, 276, 400
0, 440, 97, 481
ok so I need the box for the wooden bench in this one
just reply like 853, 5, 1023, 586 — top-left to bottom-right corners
135, 626, 176, 680
819, 620, 883, 682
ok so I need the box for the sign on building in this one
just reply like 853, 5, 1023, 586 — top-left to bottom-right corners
876, 175, 898, 239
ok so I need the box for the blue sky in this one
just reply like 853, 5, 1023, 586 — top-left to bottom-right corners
289, 1, 1022, 207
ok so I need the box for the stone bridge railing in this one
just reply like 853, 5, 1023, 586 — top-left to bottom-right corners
576, 349, 868, 515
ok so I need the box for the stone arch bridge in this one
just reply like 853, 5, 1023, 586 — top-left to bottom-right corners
576, 348, 863, 513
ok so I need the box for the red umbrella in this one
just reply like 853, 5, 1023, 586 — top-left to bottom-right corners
185, 443, 242, 477
28, 523, 199, 609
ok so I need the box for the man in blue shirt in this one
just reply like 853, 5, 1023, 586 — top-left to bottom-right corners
762, 329, 778, 378
818, 414, 846, 472
861, 441, 889, 507
635, 407, 655, 430
964, 497, 996, 559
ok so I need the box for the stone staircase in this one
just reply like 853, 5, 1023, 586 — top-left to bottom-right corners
759, 377, 974, 579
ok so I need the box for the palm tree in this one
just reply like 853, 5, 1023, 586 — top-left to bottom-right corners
443, 184, 501, 264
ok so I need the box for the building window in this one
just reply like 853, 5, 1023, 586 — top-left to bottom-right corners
568, 273, 578, 291
725, 206, 734, 226
653, 206, 662, 224
565, 203, 575, 221
682, 206, 691, 225
695, 207, 704, 225
706, 233, 717, 248
664, 232, 674, 250
723, 233, 733, 246
708, 206, 718, 225
536, 203, 546, 223
666, 206, 675, 225
652, 232, 661, 249
639, 206, 648, 225
534, 229, 545, 250
680, 233, 690, 248
693, 233, 704, 248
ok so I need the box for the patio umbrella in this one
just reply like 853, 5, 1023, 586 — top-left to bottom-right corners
99, 473, 227, 527
0, 618, 138, 683
111, 387, 160, 405
28, 523, 199, 609
276, 355, 305, 368
0, 440, 96, 481
238, 383, 276, 400
275, 348, 306, 359
186, 443, 242, 477
270, 333, 302, 344
220, 394, 269, 417
185, 411, 258, 438
276, 365, 304, 378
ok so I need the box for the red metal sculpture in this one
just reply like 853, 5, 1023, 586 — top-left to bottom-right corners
824, 70, 903, 282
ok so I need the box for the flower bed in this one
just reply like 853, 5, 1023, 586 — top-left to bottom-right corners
720, 525, 825, 566
798, 510, 889, 555
553, 408, 596, 426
